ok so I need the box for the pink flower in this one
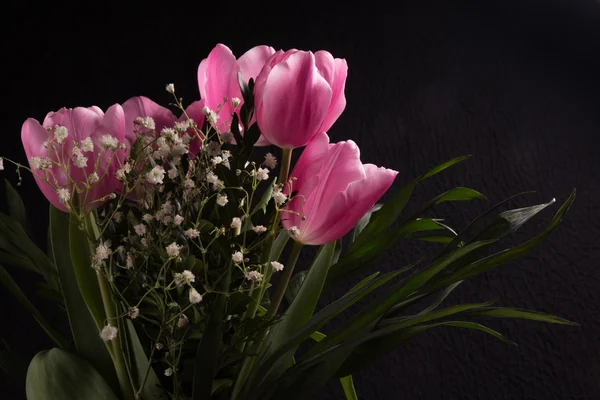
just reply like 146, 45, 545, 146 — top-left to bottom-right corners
122, 96, 206, 157
21, 105, 127, 212
254, 49, 347, 149
282, 132, 397, 245
197, 43, 275, 145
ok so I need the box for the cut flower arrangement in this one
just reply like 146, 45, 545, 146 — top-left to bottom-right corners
0, 43, 576, 400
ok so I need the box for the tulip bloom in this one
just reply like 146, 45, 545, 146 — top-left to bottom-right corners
21, 105, 127, 212
197, 43, 275, 145
282, 132, 397, 245
254, 49, 347, 149
122, 96, 206, 156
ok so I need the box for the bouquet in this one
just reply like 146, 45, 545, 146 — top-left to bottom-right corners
0, 43, 575, 400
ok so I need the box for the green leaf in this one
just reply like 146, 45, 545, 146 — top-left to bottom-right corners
249, 269, 404, 399
193, 262, 232, 399
0, 213, 59, 290
69, 213, 106, 331
350, 204, 382, 244
270, 231, 290, 262
0, 248, 39, 273
49, 206, 116, 388
251, 178, 275, 216
340, 375, 358, 400
0, 263, 68, 348
0, 339, 28, 390
467, 307, 576, 325
284, 270, 307, 305
353, 156, 470, 248
4, 179, 31, 237
311, 241, 495, 359
259, 242, 336, 384
26, 348, 118, 400
335, 320, 513, 378
423, 190, 576, 293
212, 378, 233, 395
126, 320, 166, 399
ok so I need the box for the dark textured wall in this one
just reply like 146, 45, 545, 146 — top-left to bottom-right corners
1, 1, 599, 399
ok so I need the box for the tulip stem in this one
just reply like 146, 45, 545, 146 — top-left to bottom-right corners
83, 211, 135, 400
268, 240, 303, 317
278, 148, 293, 187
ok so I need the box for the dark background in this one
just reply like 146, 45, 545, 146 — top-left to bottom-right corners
1, 1, 599, 399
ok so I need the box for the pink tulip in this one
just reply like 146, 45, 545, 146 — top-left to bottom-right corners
122, 96, 206, 157
197, 43, 275, 145
254, 49, 348, 149
21, 105, 127, 212
282, 132, 397, 245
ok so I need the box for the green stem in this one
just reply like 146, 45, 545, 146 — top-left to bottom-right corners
278, 148, 293, 186
231, 240, 303, 399
267, 240, 303, 318
83, 212, 135, 400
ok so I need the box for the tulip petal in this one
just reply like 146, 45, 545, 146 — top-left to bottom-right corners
122, 96, 176, 148
306, 164, 398, 245
318, 57, 347, 133
21, 119, 69, 211
237, 45, 276, 84
257, 51, 332, 149
181, 100, 206, 156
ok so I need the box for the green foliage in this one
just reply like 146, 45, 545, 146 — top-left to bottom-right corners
26, 348, 118, 400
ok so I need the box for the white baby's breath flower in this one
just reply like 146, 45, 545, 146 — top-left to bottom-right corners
100, 324, 118, 341
161, 200, 174, 214
211, 156, 223, 166
57, 187, 71, 204
174, 270, 195, 286
184, 228, 200, 239
270, 261, 284, 272
175, 120, 190, 131
164, 368, 173, 377
71, 148, 88, 168
263, 153, 277, 169
0, 158, 3, 171
221, 131, 234, 144
88, 172, 99, 184
54, 125, 68, 144
177, 314, 189, 327
100, 134, 119, 150
189, 288, 202, 304
155, 343, 164, 350
29, 157, 42, 170
168, 167, 178, 179
184, 178, 195, 189
174, 215, 184, 226
246, 270, 264, 282
232, 251, 244, 264
272, 189, 287, 206
231, 217, 242, 229
252, 225, 267, 234
256, 168, 269, 181
201, 106, 212, 116
288, 226, 299, 237
128, 307, 140, 319
161, 215, 173, 225
126, 253, 134, 269
166, 242, 182, 258
166, 83, 175, 93
142, 214, 154, 223
112, 211, 123, 223
141, 238, 149, 247
80, 137, 94, 152
147, 166, 166, 184
134, 224, 147, 236
231, 97, 241, 108
141, 117, 155, 130
216, 193, 228, 207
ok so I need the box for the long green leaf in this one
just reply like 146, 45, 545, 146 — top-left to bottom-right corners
335, 320, 513, 378
68, 213, 106, 331
353, 155, 470, 248
259, 242, 336, 384
49, 206, 116, 388
309, 240, 495, 359
4, 179, 31, 237
26, 348, 118, 400
0, 263, 68, 348
340, 375, 358, 400
193, 262, 231, 399
467, 307, 576, 325
0, 213, 59, 290
126, 320, 166, 399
